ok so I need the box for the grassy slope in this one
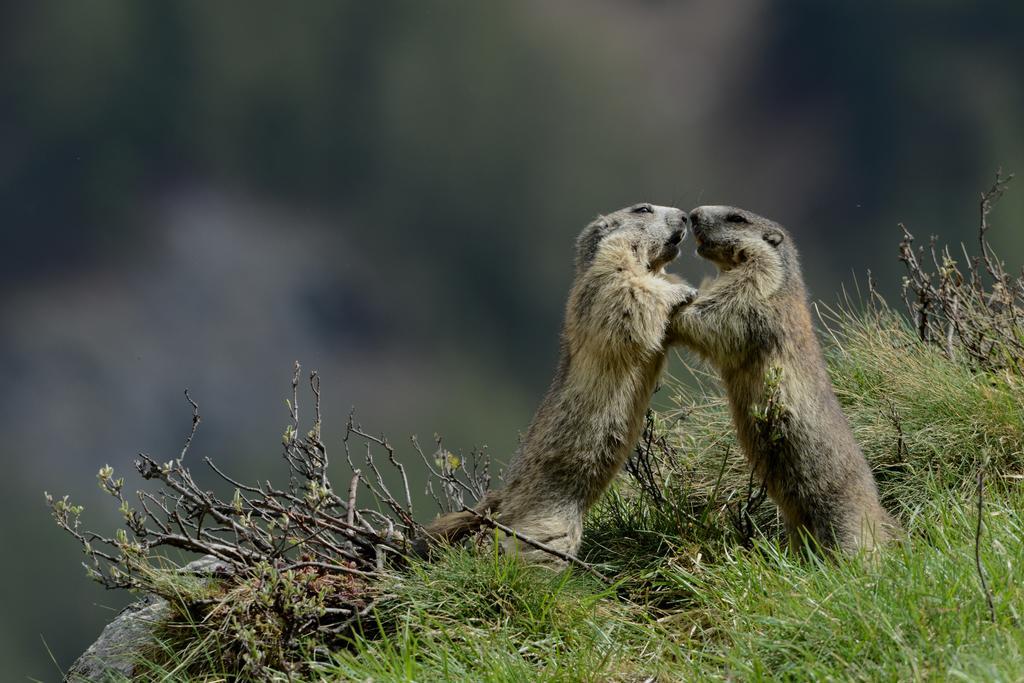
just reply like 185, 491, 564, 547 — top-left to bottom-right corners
140, 307, 1024, 681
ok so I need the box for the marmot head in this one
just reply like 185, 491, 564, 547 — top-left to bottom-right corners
575, 203, 688, 275
689, 205, 791, 272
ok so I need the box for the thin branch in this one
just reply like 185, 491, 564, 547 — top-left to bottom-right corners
975, 465, 995, 622
281, 560, 377, 579
346, 471, 360, 528
179, 389, 201, 462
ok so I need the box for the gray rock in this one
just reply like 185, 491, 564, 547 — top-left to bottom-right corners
65, 556, 232, 682
65, 596, 171, 682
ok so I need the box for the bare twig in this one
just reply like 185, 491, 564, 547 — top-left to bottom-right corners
975, 465, 996, 622
411, 434, 491, 513
281, 560, 377, 579
289, 361, 301, 432
886, 402, 910, 464
728, 468, 768, 549
179, 389, 201, 462
346, 470, 360, 528
624, 410, 666, 504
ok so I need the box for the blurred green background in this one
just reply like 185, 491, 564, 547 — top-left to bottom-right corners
1, 1, 1022, 678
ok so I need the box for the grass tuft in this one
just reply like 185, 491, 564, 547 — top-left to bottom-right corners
315, 544, 672, 682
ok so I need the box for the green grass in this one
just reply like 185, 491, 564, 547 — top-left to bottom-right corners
134, 306, 1024, 681
656, 490, 1024, 681
317, 547, 668, 682
310, 489, 1024, 682
826, 306, 1023, 471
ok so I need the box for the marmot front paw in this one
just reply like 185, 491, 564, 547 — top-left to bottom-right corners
672, 286, 698, 313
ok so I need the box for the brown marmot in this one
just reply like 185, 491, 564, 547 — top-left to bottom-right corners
420, 203, 696, 562
668, 205, 897, 553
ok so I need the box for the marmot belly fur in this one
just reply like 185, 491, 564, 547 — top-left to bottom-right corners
669, 205, 898, 553
421, 203, 696, 562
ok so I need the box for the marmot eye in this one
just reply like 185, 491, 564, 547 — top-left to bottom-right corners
632, 204, 654, 214
725, 212, 750, 224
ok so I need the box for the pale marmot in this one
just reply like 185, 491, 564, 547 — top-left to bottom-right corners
668, 205, 897, 553
420, 203, 696, 562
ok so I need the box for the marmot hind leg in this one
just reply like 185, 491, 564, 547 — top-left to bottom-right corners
493, 510, 584, 567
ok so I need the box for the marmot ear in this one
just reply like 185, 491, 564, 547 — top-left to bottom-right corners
763, 229, 784, 246
576, 217, 609, 270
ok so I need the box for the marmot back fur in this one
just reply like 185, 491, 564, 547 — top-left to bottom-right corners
669, 205, 897, 553
421, 203, 696, 562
